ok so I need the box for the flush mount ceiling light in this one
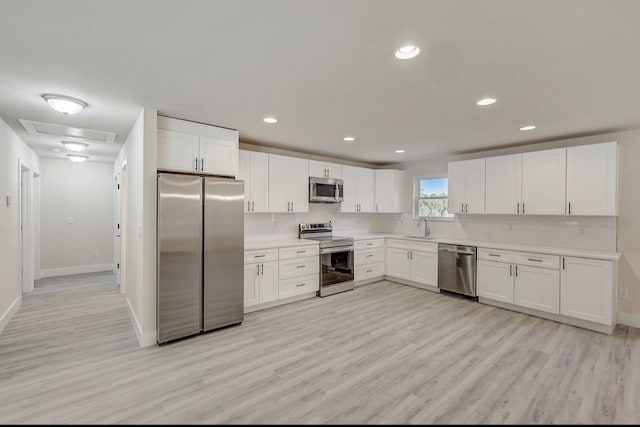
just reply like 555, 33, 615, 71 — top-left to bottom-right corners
395, 149, 406, 154
263, 117, 278, 124
42, 94, 88, 115
394, 45, 420, 60
51, 147, 62, 153
476, 97, 497, 106
67, 154, 88, 162
520, 125, 536, 131
343, 136, 355, 142
61, 141, 89, 152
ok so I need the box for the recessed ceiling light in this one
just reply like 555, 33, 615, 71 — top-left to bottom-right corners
476, 97, 497, 106
394, 45, 420, 60
343, 137, 355, 142
42, 94, 88, 115
520, 125, 536, 131
67, 154, 88, 163
61, 141, 89, 152
263, 117, 278, 124
395, 149, 406, 154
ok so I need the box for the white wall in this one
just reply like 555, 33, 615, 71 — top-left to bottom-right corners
391, 129, 640, 323
0, 118, 40, 333
40, 159, 113, 277
113, 107, 157, 347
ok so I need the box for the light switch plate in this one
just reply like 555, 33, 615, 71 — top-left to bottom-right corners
67, 216, 75, 224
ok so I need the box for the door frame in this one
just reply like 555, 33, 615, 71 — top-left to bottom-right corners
119, 162, 128, 295
19, 159, 34, 293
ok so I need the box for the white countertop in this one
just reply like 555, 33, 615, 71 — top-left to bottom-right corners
342, 233, 621, 260
245, 238, 319, 251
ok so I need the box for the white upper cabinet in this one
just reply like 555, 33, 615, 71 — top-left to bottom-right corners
485, 154, 522, 215
308, 160, 342, 179
157, 116, 239, 177
521, 148, 566, 215
341, 166, 375, 213
268, 154, 308, 213
375, 169, 405, 213
238, 150, 269, 213
566, 142, 618, 216
448, 159, 485, 214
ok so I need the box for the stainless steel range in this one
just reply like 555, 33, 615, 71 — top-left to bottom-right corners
299, 222, 354, 297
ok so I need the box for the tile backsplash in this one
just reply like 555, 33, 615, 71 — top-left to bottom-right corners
246, 205, 617, 252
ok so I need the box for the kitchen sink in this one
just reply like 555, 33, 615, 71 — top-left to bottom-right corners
402, 235, 436, 240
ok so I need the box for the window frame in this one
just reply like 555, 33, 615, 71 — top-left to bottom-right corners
413, 175, 455, 221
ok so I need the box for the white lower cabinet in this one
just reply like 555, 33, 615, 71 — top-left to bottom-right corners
386, 240, 438, 286
279, 274, 319, 299
560, 256, 615, 325
354, 239, 385, 282
244, 261, 278, 308
514, 264, 560, 314
477, 260, 514, 304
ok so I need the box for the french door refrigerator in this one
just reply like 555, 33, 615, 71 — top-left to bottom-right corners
157, 173, 244, 344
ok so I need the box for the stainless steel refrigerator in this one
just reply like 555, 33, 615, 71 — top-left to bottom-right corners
157, 173, 244, 344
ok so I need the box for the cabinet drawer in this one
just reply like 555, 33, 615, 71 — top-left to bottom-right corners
478, 248, 515, 263
279, 256, 319, 279
279, 274, 319, 299
244, 248, 278, 264
386, 238, 410, 249
355, 239, 384, 250
355, 248, 384, 266
514, 252, 559, 269
355, 262, 384, 281
279, 245, 319, 260
409, 241, 438, 253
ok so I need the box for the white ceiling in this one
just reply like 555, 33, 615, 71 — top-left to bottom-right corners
1, 0, 640, 165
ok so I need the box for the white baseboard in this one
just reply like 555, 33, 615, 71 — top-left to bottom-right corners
0, 296, 21, 335
125, 297, 156, 348
41, 263, 114, 278
617, 312, 640, 329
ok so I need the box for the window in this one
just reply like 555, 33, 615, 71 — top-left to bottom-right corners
414, 177, 453, 219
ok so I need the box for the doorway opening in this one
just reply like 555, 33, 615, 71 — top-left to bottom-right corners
118, 164, 128, 295
19, 161, 36, 294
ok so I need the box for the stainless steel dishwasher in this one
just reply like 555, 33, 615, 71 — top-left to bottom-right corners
437, 244, 477, 298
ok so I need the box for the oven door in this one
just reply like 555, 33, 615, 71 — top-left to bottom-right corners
320, 246, 354, 287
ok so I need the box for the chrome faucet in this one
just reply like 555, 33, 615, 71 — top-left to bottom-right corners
417, 216, 431, 238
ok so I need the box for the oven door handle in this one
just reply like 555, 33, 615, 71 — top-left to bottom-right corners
320, 246, 354, 255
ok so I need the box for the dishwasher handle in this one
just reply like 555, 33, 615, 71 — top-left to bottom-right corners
439, 247, 475, 256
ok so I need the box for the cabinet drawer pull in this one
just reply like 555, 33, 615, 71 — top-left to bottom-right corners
366, 269, 373, 273
296, 265, 306, 268
366, 254, 374, 258
366, 243, 373, 246
488, 254, 500, 257
527, 258, 543, 262
510, 264, 512, 276
296, 250, 306, 254
254, 254, 266, 258
296, 283, 306, 287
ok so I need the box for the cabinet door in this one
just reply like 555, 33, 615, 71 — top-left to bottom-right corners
238, 150, 252, 212
289, 156, 309, 213
477, 260, 514, 303
244, 264, 260, 307
410, 250, 438, 286
560, 257, 614, 325
386, 247, 411, 280
326, 162, 342, 179
268, 154, 291, 213
341, 165, 358, 212
464, 159, 485, 214
157, 129, 199, 173
375, 169, 403, 213
199, 135, 238, 177
308, 160, 329, 178
521, 148, 566, 215
357, 167, 375, 212
514, 265, 560, 314
566, 142, 617, 216
259, 262, 279, 303
250, 152, 270, 213
448, 161, 466, 214
485, 154, 522, 215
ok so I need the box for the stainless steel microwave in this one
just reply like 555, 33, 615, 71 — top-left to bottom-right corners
309, 177, 344, 203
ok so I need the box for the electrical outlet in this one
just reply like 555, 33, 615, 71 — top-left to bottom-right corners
92, 249, 98, 257
619, 288, 629, 299
578, 227, 585, 235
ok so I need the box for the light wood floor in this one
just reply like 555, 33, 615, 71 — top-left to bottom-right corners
1, 272, 639, 424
